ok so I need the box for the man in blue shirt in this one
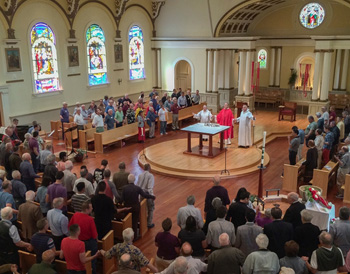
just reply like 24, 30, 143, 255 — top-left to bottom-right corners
0, 181, 17, 223
323, 125, 334, 164
297, 127, 305, 161
60, 102, 70, 139
105, 99, 116, 116
105, 109, 116, 130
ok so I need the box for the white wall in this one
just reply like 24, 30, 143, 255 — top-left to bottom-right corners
0, 1, 153, 130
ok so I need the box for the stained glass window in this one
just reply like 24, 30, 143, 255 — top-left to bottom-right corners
258, 49, 267, 69
299, 3, 325, 29
86, 24, 108, 86
31, 22, 60, 94
129, 25, 145, 80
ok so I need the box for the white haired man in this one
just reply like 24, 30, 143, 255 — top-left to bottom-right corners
0, 207, 32, 266
101, 228, 158, 273
62, 160, 76, 198
283, 192, 305, 229
18, 190, 43, 241
242, 234, 280, 274
20, 153, 40, 191
177, 195, 204, 230
208, 233, 245, 273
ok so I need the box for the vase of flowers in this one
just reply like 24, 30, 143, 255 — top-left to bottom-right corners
303, 186, 332, 209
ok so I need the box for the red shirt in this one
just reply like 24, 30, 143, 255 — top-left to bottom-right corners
171, 104, 181, 114
68, 212, 98, 241
329, 111, 337, 122
61, 237, 85, 271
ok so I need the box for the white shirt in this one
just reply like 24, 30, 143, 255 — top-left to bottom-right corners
92, 114, 104, 127
158, 256, 207, 274
158, 108, 168, 122
177, 204, 204, 229
315, 135, 325, 151
322, 111, 329, 122
137, 171, 154, 195
73, 178, 94, 196
74, 113, 85, 125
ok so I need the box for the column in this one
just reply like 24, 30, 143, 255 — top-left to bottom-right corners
206, 50, 213, 92
333, 49, 342, 90
320, 51, 333, 101
312, 51, 323, 100
224, 50, 232, 89
218, 50, 225, 89
238, 51, 246, 95
341, 49, 349, 91
212, 50, 219, 93
244, 51, 252, 95
157, 49, 161, 88
275, 47, 282, 87
269, 47, 276, 86
151, 49, 157, 88
0, 86, 10, 126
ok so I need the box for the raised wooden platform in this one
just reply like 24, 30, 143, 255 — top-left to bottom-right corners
138, 138, 270, 179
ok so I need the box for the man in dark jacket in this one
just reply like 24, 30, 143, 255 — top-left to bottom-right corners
302, 140, 318, 182
226, 190, 249, 231
264, 207, 293, 258
283, 192, 305, 230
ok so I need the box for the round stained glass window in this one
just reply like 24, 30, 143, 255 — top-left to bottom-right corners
299, 3, 325, 29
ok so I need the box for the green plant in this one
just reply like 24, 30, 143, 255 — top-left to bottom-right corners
76, 149, 86, 155
288, 69, 298, 86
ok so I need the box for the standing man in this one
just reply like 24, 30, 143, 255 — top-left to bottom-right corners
74, 108, 85, 131
323, 125, 334, 164
29, 132, 40, 173
137, 164, 155, 228
288, 127, 300, 165
92, 108, 104, 133
204, 175, 230, 214
216, 103, 234, 145
171, 98, 181, 130
305, 115, 318, 144
296, 126, 305, 160
60, 224, 100, 274
69, 200, 98, 274
122, 174, 155, 238
20, 153, 40, 191
330, 121, 340, 160
193, 105, 213, 141
185, 90, 192, 107
335, 146, 350, 199
234, 104, 255, 148
104, 108, 116, 130
177, 92, 187, 108
192, 90, 200, 105
60, 102, 70, 139
282, 192, 305, 230
113, 162, 130, 199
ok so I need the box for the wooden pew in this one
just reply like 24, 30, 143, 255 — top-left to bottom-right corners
146, 258, 155, 274
342, 174, 350, 203
112, 212, 132, 241
139, 199, 148, 238
310, 161, 339, 198
97, 230, 116, 274
19, 250, 92, 274
50, 120, 61, 140
94, 123, 140, 153
282, 158, 305, 192
78, 127, 96, 150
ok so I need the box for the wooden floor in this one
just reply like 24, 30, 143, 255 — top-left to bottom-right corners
50, 110, 344, 274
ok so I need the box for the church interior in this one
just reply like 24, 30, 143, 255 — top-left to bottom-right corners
1, 0, 350, 273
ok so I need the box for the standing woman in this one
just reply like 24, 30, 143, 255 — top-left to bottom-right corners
158, 102, 168, 135
138, 110, 146, 143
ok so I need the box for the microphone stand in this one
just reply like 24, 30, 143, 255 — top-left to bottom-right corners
221, 143, 230, 175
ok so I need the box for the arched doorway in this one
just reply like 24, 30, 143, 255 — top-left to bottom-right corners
174, 60, 192, 91
295, 54, 315, 90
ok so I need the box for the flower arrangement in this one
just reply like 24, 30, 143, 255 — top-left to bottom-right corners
305, 187, 332, 209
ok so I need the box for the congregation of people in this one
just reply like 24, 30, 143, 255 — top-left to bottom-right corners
287, 106, 350, 199
1, 146, 350, 274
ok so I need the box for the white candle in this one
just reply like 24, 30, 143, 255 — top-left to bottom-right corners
261, 131, 266, 166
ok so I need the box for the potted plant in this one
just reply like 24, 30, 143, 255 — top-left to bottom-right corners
74, 149, 86, 163
288, 69, 298, 90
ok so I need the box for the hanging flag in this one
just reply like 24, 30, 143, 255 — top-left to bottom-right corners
251, 61, 255, 94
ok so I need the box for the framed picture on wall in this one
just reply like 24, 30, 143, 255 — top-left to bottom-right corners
114, 44, 123, 63
5, 48, 21, 72
67, 46, 79, 67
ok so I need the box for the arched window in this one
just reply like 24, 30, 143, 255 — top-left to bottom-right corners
31, 22, 60, 94
128, 25, 145, 80
86, 24, 108, 86
257, 49, 267, 69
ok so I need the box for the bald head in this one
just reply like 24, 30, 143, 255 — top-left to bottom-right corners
213, 175, 220, 186
119, 253, 132, 268
181, 242, 193, 257
42, 249, 55, 264
319, 231, 333, 246
22, 153, 31, 161
219, 233, 230, 247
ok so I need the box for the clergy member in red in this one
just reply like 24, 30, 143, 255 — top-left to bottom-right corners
216, 102, 234, 145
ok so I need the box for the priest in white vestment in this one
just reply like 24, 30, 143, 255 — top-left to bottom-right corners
235, 104, 255, 147
193, 105, 213, 141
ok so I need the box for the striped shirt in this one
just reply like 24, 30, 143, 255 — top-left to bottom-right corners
71, 193, 89, 212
